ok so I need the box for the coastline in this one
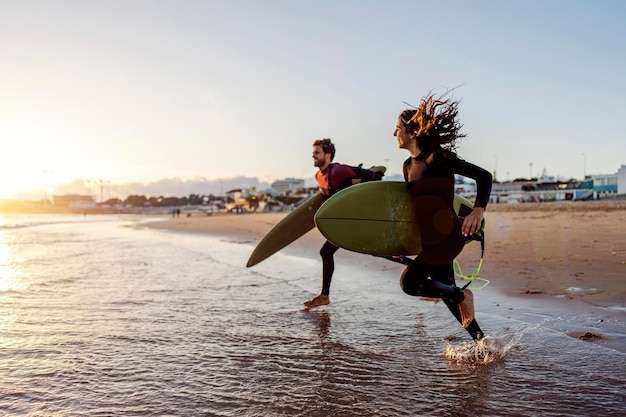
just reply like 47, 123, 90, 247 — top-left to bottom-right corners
143, 201, 626, 351
145, 201, 626, 305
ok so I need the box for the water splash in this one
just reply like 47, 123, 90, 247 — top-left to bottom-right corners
445, 333, 521, 364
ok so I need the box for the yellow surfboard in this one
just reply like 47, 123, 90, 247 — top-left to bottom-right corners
246, 193, 327, 267
314, 181, 482, 264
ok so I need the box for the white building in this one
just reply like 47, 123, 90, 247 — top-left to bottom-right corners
271, 178, 305, 194
617, 164, 626, 195
590, 165, 626, 196
53, 194, 96, 209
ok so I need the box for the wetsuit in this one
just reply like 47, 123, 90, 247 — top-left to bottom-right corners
400, 151, 492, 341
315, 163, 361, 295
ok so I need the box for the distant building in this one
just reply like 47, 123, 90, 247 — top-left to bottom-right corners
224, 188, 257, 212
53, 194, 96, 209
454, 175, 476, 195
489, 180, 534, 204
587, 165, 626, 196
476, 164, 625, 203
616, 164, 626, 195
271, 178, 305, 194
591, 172, 618, 196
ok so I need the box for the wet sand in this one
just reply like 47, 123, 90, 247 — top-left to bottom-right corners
147, 199, 626, 310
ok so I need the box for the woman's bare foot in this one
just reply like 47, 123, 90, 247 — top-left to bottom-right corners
459, 288, 475, 328
303, 294, 330, 309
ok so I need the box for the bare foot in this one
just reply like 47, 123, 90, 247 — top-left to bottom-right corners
459, 288, 475, 328
303, 294, 330, 310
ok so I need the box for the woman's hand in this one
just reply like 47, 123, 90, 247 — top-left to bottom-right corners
462, 207, 484, 237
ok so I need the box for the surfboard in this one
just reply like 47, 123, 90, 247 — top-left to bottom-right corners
314, 180, 483, 263
246, 192, 327, 267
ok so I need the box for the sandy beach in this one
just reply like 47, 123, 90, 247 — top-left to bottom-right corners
147, 199, 626, 310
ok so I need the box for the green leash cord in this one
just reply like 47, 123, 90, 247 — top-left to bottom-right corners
454, 230, 490, 290
381, 230, 491, 290
454, 258, 490, 290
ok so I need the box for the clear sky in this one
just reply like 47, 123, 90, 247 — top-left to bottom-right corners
1, 0, 625, 199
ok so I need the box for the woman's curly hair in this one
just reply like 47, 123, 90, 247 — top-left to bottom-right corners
399, 93, 466, 157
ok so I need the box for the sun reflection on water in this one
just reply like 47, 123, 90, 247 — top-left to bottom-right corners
0, 217, 23, 346
0, 217, 26, 292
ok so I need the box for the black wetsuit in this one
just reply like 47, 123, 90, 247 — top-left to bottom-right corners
316, 164, 363, 296
400, 151, 492, 341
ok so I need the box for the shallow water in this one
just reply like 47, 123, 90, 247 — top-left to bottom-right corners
0, 214, 624, 416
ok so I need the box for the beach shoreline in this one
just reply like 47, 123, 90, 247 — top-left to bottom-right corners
145, 201, 626, 303
142, 200, 626, 351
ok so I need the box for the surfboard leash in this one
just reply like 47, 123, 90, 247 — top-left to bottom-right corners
378, 234, 490, 290
454, 232, 490, 290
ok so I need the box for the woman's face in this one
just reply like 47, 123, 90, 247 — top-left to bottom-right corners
394, 118, 413, 149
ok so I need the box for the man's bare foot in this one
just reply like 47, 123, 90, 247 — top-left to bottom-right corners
303, 294, 330, 310
459, 288, 475, 328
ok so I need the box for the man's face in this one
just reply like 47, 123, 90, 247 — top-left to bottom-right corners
312, 145, 330, 168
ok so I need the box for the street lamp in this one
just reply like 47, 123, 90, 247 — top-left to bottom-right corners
529, 162, 533, 180
493, 155, 498, 182
43, 170, 54, 206
582, 153, 586, 179
98, 179, 106, 203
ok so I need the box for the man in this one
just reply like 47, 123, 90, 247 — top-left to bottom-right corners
304, 138, 376, 309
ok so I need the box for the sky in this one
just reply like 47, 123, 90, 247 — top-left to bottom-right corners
1, 0, 625, 200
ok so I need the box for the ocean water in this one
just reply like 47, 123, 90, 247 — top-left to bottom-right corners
0, 214, 624, 417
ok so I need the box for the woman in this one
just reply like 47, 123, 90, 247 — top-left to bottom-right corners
394, 93, 492, 341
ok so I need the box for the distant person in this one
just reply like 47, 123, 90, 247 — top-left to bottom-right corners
393, 93, 492, 341
304, 138, 380, 309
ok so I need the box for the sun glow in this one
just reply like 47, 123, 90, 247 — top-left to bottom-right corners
0, 117, 89, 200
0, 222, 25, 292
0, 157, 53, 201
